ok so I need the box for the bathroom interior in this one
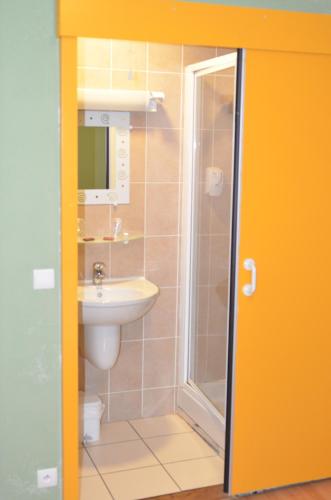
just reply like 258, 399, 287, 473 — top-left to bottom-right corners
77, 37, 238, 500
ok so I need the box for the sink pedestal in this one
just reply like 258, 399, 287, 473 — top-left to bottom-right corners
78, 278, 159, 370
83, 325, 121, 370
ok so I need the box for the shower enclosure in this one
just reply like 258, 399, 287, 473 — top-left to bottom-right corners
178, 52, 239, 449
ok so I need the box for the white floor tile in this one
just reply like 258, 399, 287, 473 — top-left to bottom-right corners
130, 414, 192, 438
164, 456, 224, 490
86, 421, 140, 447
79, 448, 98, 477
80, 476, 112, 500
144, 432, 216, 464
87, 439, 158, 474
103, 465, 180, 500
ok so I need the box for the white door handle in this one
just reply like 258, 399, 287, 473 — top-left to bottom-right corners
242, 258, 256, 296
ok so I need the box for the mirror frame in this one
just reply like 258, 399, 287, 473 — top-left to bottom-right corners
78, 110, 130, 205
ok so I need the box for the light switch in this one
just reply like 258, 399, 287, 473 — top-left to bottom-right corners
33, 269, 55, 290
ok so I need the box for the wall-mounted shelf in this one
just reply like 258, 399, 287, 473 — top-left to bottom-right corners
78, 232, 143, 245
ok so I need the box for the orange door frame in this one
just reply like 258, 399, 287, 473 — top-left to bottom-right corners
59, 2, 331, 499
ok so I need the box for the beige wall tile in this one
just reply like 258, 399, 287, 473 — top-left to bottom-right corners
145, 236, 178, 286
197, 235, 210, 286
201, 74, 215, 130
112, 182, 145, 233
78, 68, 111, 89
130, 129, 146, 182
195, 335, 208, 383
209, 183, 232, 235
143, 338, 176, 388
80, 244, 111, 281
217, 47, 236, 56
213, 130, 234, 183
147, 73, 181, 129
78, 324, 86, 360
183, 45, 217, 67
82, 358, 109, 394
199, 130, 213, 175
78, 38, 111, 68
78, 353, 85, 391
109, 341, 143, 392
197, 188, 211, 237
78, 244, 86, 281
112, 40, 147, 71
214, 75, 235, 131
121, 319, 143, 341
99, 393, 110, 423
111, 70, 146, 90
131, 112, 146, 128
207, 286, 228, 337
146, 128, 180, 182
143, 388, 175, 417
205, 335, 227, 382
146, 183, 179, 236
110, 238, 144, 278
197, 286, 209, 337
81, 205, 111, 237
144, 287, 177, 339
148, 43, 182, 72
209, 234, 230, 287
109, 391, 142, 421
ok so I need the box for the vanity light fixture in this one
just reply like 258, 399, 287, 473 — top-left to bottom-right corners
78, 88, 165, 113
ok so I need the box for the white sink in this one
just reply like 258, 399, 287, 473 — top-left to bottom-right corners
78, 278, 159, 370
78, 278, 159, 325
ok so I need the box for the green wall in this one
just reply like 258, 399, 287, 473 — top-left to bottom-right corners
183, 0, 331, 13
0, 1, 61, 499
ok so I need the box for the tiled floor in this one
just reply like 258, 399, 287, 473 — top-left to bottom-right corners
79, 414, 224, 500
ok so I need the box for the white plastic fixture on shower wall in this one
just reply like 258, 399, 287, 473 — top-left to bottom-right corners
205, 166, 224, 196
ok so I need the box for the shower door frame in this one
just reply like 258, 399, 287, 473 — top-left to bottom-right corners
177, 52, 241, 450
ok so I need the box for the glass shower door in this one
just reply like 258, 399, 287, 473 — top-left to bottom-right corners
178, 52, 238, 449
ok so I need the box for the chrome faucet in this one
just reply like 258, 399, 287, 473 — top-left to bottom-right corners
93, 262, 105, 285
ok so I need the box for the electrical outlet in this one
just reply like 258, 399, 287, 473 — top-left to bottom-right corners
37, 467, 58, 488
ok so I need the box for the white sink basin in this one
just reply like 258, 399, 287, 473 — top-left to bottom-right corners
78, 278, 159, 326
78, 278, 159, 370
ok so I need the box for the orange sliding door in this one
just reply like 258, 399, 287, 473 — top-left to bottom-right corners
228, 49, 331, 494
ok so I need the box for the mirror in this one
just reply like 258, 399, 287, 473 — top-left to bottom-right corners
78, 110, 130, 205
78, 127, 108, 190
